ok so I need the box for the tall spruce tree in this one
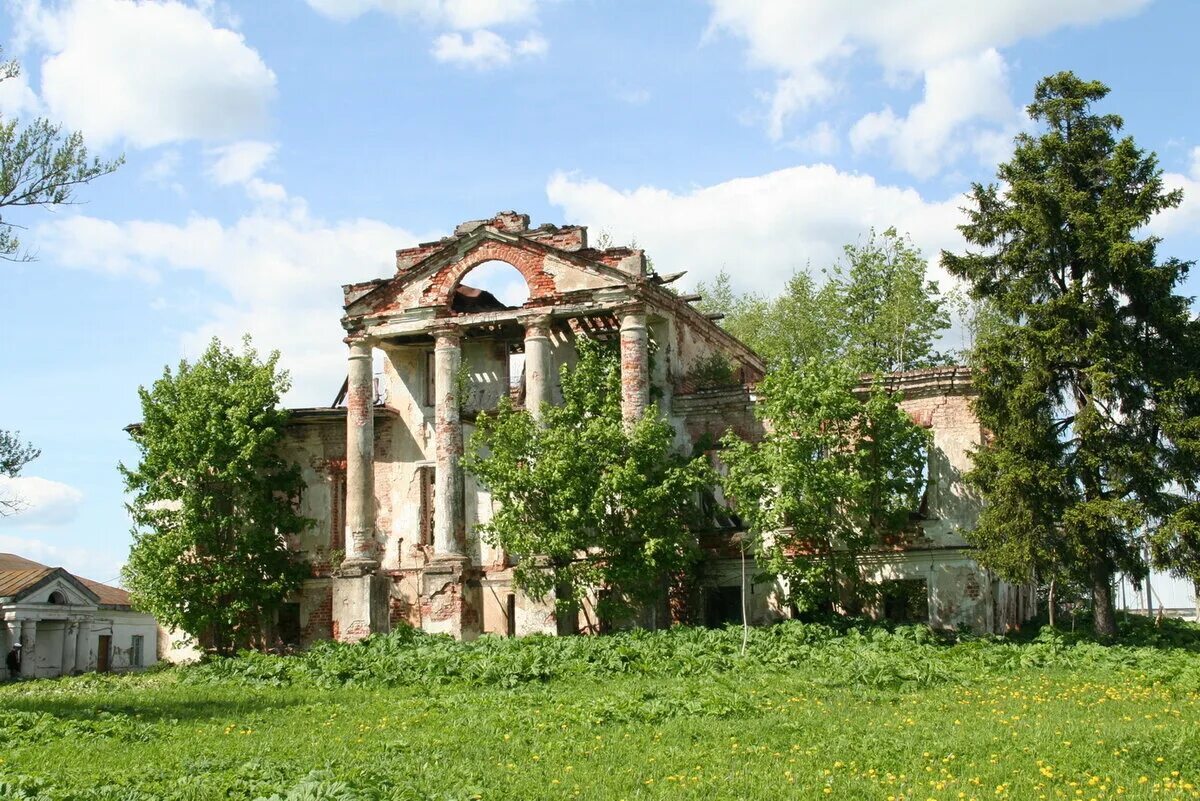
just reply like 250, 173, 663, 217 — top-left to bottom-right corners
943, 72, 1200, 636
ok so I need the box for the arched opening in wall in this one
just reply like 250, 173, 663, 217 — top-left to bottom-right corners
451, 260, 529, 314
48, 590, 67, 605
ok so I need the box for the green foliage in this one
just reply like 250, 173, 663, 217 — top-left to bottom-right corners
941, 72, 1200, 637
0, 429, 40, 516
121, 336, 310, 655
696, 228, 950, 372
685, 352, 737, 390
1, 619, 1198, 799
0, 49, 122, 259
466, 339, 711, 625
721, 360, 928, 613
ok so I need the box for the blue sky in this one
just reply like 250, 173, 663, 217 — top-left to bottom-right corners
1, 0, 1199, 584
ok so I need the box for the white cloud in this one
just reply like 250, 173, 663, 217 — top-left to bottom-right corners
207, 140, 278, 186
307, 0, 545, 70
614, 87, 651, 106
1150, 169, 1200, 241
546, 165, 969, 298
0, 533, 123, 585
21, 0, 276, 148
788, 121, 839, 157
707, 0, 1148, 152
0, 476, 84, 528
850, 49, 1021, 179
432, 29, 546, 69
33, 194, 423, 405
305, 0, 538, 30
0, 66, 40, 117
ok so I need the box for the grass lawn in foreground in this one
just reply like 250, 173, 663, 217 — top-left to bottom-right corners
0, 620, 1197, 800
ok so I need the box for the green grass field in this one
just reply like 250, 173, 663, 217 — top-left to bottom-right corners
1, 620, 1198, 800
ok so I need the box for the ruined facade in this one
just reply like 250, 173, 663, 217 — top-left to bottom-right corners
277, 212, 1034, 644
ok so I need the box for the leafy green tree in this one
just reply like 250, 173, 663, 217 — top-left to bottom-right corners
697, 228, 949, 372
0, 49, 122, 259
122, 337, 309, 654
0, 430, 40, 515
0, 50, 120, 513
465, 338, 711, 627
942, 72, 1200, 637
721, 360, 927, 614
831, 227, 951, 373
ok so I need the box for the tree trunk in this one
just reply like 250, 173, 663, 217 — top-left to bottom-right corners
1091, 566, 1116, 638
1048, 578, 1056, 628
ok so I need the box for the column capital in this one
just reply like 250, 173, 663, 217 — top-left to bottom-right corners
346, 336, 375, 357
617, 303, 648, 329
430, 322, 461, 346
519, 313, 553, 338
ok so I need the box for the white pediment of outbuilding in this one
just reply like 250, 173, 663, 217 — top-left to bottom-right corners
10, 569, 100, 607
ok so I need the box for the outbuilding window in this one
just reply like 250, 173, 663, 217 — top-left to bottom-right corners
130, 635, 144, 667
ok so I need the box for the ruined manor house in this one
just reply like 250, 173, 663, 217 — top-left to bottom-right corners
273, 212, 1035, 645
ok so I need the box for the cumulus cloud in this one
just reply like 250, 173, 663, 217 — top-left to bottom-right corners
0, 476, 84, 528
1150, 150, 1200, 241
432, 29, 546, 69
850, 49, 1021, 179
0, 533, 123, 585
306, 0, 538, 29
546, 165, 969, 297
307, 0, 545, 70
33, 193, 423, 404
207, 140, 278, 186
707, 0, 1148, 171
19, 0, 276, 148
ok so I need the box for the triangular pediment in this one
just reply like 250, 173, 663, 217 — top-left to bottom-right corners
344, 222, 644, 321
10, 569, 100, 606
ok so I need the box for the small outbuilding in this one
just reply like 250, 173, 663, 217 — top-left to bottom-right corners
0, 553, 158, 678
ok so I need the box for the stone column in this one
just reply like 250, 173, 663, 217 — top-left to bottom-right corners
619, 305, 650, 426
75, 619, 91, 672
522, 314, 553, 422
343, 337, 377, 574
61, 621, 78, 676
432, 324, 465, 557
19, 619, 37, 678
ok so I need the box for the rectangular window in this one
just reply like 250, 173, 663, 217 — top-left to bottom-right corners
424, 350, 436, 406
330, 471, 347, 552
130, 635, 144, 668
419, 466, 435, 546
278, 603, 302, 646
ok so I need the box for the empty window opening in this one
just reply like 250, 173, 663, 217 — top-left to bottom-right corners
278, 603, 302, 647
424, 350, 436, 406
452, 261, 529, 313
507, 344, 526, 405
505, 593, 516, 637
881, 579, 929, 624
418, 466, 435, 547
47, 590, 67, 605
704, 586, 743, 628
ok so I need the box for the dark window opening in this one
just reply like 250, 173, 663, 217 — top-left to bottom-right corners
330, 471, 347, 552
424, 350, 436, 407
881, 579, 929, 624
419, 466, 435, 547
47, 590, 67, 605
703, 586, 743, 628
130, 634, 144, 667
505, 593, 516, 637
278, 602, 302, 647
